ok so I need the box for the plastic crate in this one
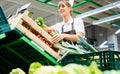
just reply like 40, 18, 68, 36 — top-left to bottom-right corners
60, 53, 93, 66
0, 30, 59, 74
1, 29, 59, 65
0, 6, 11, 34
60, 50, 120, 71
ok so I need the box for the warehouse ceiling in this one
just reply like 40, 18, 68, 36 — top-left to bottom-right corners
0, 0, 120, 29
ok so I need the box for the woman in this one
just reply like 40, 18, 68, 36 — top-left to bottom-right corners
48, 0, 85, 44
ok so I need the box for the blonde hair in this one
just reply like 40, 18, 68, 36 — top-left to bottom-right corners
58, 0, 72, 15
58, 0, 71, 8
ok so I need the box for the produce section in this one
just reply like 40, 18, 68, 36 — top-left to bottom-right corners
0, 0, 120, 74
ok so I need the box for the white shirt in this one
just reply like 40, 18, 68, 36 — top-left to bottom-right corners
52, 17, 85, 35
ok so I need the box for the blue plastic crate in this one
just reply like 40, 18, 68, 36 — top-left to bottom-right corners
0, 6, 11, 34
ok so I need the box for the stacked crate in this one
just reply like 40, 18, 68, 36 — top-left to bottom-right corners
0, 30, 59, 73
60, 50, 120, 71
0, 9, 60, 73
8, 10, 60, 59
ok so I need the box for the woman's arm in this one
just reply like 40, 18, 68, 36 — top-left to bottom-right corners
63, 31, 84, 42
52, 31, 84, 43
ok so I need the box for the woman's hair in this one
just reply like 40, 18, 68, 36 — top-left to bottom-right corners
58, 0, 72, 15
58, 0, 71, 8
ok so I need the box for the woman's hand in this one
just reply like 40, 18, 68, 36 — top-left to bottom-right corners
52, 34, 64, 43
45, 27, 53, 32
45, 27, 55, 36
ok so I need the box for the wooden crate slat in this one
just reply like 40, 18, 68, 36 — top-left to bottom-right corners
16, 24, 60, 59
21, 14, 53, 44
8, 10, 61, 59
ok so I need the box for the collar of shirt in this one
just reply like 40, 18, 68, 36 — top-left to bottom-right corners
61, 17, 73, 25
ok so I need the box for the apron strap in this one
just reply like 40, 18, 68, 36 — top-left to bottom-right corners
62, 19, 74, 33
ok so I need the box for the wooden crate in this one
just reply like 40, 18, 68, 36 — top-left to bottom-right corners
8, 10, 60, 59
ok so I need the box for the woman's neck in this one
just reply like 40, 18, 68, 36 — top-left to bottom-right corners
63, 15, 71, 23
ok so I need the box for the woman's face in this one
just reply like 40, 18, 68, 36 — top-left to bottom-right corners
58, 2, 72, 17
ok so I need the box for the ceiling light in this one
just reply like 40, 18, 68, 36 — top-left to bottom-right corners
98, 41, 108, 49
117, 6, 120, 8
92, 14, 120, 25
76, 1, 120, 18
115, 29, 120, 34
